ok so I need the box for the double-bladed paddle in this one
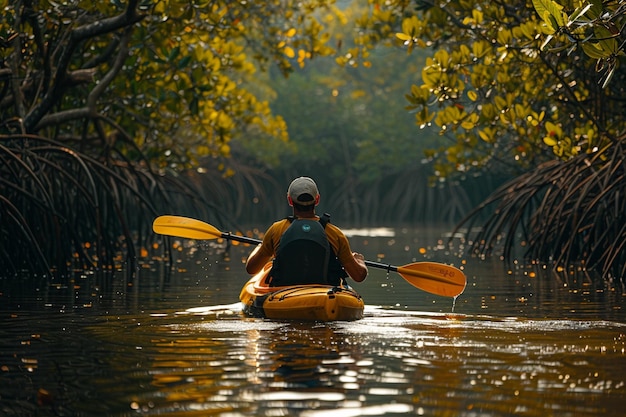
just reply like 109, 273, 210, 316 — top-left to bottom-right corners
152, 215, 467, 297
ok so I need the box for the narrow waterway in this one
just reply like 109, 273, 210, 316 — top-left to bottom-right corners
1, 226, 624, 416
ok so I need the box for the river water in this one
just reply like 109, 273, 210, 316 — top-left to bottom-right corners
1, 226, 625, 416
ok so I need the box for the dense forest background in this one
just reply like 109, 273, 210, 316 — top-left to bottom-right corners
201, 45, 511, 226
1, 0, 624, 280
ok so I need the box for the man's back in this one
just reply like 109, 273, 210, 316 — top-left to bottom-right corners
270, 219, 330, 286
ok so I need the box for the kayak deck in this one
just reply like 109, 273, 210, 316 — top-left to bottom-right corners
239, 264, 364, 322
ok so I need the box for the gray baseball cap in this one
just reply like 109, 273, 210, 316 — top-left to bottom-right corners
287, 177, 319, 205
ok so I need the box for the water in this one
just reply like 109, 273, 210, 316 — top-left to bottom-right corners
1, 227, 625, 416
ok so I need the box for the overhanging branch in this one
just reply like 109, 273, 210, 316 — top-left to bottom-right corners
23, 0, 144, 133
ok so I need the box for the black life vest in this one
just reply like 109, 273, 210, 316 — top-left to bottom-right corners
269, 213, 347, 287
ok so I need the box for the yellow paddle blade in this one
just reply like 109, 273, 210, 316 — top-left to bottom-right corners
152, 215, 223, 240
396, 262, 467, 297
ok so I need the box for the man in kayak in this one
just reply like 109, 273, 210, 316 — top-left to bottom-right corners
246, 176, 368, 286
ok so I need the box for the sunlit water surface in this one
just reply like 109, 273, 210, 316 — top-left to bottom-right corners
1, 226, 625, 416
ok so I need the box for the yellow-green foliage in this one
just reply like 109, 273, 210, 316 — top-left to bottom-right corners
0, 0, 340, 172
349, 0, 625, 180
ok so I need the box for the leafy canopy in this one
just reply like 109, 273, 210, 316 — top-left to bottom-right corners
345, 0, 625, 180
0, 0, 341, 172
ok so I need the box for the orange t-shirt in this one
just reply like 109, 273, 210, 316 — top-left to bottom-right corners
256, 217, 354, 265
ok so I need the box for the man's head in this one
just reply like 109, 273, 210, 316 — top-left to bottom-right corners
287, 177, 319, 209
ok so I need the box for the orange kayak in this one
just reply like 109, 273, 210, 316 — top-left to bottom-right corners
239, 263, 364, 321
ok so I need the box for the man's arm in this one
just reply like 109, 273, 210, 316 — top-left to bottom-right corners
329, 225, 368, 282
245, 244, 272, 274
342, 252, 368, 282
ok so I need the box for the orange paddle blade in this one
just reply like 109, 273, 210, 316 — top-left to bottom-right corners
152, 215, 223, 240
396, 262, 466, 297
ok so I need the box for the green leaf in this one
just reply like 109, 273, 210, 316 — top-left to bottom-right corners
582, 42, 609, 59
169, 46, 180, 61
178, 55, 192, 69
533, 0, 564, 26
567, 3, 592, 27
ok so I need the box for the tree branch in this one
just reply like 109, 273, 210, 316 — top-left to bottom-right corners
35, 28, 131, 135
88, 28, 131, 112
23, 0, 144, 133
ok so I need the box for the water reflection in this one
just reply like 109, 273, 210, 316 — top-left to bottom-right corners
1, 300, 625, 416
1, 226, 625, 416
139, 319, 375, 415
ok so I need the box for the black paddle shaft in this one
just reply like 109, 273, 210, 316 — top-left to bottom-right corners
221, 232, 261, 245
364, 260, 399, 273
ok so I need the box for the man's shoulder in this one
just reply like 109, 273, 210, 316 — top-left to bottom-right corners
271, 218, 291, 226
324, 222, 347, 238
267, 218, 291, 233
